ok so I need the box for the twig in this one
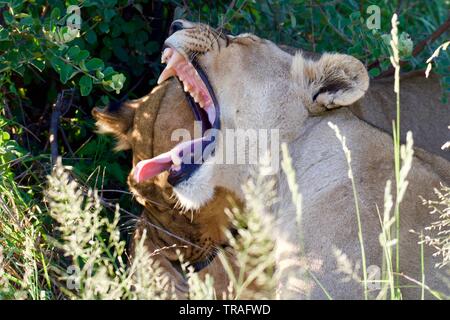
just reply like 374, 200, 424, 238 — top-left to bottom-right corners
220, 0, 248, 28
182, 0, 193, 19
306, 0, 343, 6
313, 0, 353, 45
374, 16, 450, 78
59, 127, 75, 157
411, 17, 450, 57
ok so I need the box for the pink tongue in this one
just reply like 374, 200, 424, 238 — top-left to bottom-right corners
133, 137, 206, 183
134, 152, 173, 183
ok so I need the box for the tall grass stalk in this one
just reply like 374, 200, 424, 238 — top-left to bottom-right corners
375, 181, 396, 300
46, 158, 174, 300
376, 131, 414, 299
217, 156, 276, 300
420, 231, 425, 300
0, 153, 56, 299
328, 122, 368, 300
389, 13, 402, 290
281, 143, 303, 252
280, 143, 332, 300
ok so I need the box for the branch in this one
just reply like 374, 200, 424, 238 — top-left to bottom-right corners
412, 16, 450, 57
313, 0, 353, 45
220, 0, 248, 28
374, 16, 450, 79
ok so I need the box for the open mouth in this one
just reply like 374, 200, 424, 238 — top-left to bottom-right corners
133, 47, 220, 186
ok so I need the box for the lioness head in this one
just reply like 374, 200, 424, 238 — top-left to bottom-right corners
134, 19, 369, 210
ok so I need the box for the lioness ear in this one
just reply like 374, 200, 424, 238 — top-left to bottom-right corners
292, 52, 369, 114
92, 101, 136, 151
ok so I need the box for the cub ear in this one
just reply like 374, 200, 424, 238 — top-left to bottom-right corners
292, 52, 369, 114
92, 101, 136, 151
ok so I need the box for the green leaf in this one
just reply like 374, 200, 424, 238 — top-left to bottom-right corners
103, 8, 116, 22
71, 49, 89, 64
50, 56, 64, 72
31, 59, 45, 72
110, 73, 126, 94
145, 41, 159, 54
3, 11, 14, 25
96, 69, 104, 79
350, 12, 361, 21
67, 46, 81, 60
79, 75, 93, 96
99, 22, 109, 33
85, 58, 104, 71
289, 12, 296, 28
2, 131, 10, 141
0, 27, 9, 41
60, 64, 75, 84
50, 7, 61, 21
113, 46, 128, 62
86, 30, 97, 44
19, 15, 33, 26
13, 65, 25, 76
100, 95, 110, 105
102, 66, 115, 78
77, 50, 90, 62
369, 67, 381, 78
380, 60, 391, 71
122, 21, 138, 34
108, 162, 125, 182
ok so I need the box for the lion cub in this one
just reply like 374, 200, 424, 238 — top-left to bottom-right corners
93, 78, 241, 298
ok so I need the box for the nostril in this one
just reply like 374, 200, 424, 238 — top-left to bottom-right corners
169, 20, 184, 34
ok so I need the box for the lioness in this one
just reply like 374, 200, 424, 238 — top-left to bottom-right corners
132, 19, 450, 299
93, 79, 242, 298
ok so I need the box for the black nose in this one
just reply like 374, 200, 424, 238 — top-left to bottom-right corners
169, 20, 184, 35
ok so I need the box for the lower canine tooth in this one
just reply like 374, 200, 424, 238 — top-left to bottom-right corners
171, 152, 182, 166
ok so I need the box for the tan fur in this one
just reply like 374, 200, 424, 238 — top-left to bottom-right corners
93, 79, 242, 298
162, 20, 450, 299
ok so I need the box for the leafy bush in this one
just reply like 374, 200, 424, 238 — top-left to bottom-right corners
171, 0, 449, 83
0, 0, 449, 300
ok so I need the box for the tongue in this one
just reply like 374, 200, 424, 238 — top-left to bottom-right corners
133, 137, 206, 183
134, 152, 173, 183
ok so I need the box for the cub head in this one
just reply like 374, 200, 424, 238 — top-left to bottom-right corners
92, 79, 238, 267
135, 19, 369, 210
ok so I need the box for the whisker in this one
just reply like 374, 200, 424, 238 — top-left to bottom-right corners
100, 197, 203, 250
99, 189, 134, 195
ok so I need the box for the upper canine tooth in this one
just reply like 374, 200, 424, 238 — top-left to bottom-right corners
157, 67, 176, 84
